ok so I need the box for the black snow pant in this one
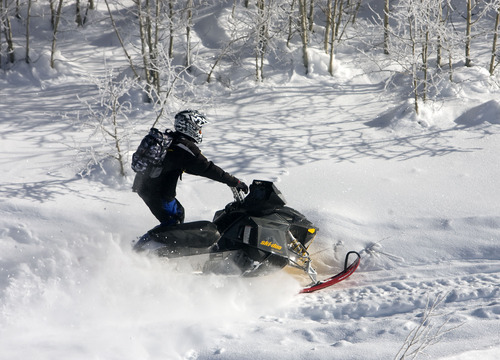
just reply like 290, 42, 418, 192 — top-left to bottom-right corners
141, 195, 185, 226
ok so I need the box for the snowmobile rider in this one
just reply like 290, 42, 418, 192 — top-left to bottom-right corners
133, 109, 248, 226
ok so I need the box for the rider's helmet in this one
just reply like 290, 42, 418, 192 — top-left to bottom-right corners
174, 110, 208, 143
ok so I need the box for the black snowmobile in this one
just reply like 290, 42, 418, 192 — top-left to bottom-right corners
133, 180, 360, 293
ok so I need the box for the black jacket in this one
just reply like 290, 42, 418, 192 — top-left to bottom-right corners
133, 132, 239, 202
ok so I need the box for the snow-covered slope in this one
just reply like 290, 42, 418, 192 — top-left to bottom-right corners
1, 3, 499, 360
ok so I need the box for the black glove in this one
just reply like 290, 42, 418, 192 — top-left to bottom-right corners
235, 180, 249, 194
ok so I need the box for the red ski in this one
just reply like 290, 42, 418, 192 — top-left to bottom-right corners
300, 251, 361, 294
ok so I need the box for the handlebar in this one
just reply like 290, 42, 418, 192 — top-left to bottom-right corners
230, 187, 245, 203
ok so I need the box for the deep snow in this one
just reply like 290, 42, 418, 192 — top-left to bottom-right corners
1, 2, 500, 360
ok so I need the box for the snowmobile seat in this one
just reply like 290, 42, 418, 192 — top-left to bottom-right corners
148, 220, 221, 248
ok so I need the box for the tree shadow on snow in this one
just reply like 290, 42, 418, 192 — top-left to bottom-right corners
0, 176, 119, 204
205, 82, 483, 176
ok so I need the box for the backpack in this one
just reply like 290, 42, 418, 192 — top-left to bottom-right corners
131, 128, 173, 178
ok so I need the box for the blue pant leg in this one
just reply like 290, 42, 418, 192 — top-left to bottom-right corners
161, 198, 185, 225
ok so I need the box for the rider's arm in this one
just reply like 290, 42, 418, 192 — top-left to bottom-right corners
172, 141, 240, 187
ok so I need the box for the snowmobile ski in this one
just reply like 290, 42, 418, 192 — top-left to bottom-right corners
300, 251, 361, 294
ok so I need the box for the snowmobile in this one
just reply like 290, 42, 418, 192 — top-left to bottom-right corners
133, 180, 360, 293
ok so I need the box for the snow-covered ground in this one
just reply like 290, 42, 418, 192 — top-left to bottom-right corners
1, 3, 500, 360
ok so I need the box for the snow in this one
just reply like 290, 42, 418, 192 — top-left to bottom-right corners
1, 3, 500, 360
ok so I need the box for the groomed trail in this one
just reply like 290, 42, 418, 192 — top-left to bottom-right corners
1, 3, 500, 360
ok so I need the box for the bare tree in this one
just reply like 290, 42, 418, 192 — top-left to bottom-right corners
104, 0, 140, 78
75, 0, 93, 26
464, 0, 494, 68
79, 69, 138, 177
207, 24, 247, 84
2, 0, 15, 65
228, 0, 289, 82
379, 0, 452, 114
435, 1, 457, 81
145, 44, 196, 127
134, 0, 163, 93
324, 0, 358, 75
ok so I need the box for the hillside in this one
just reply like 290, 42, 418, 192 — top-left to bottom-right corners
1, 1, 499, 360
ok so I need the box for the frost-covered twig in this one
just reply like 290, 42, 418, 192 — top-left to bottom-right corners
394, 292, 464, 360
359, 238, 404, 263
78, 67, 138, 177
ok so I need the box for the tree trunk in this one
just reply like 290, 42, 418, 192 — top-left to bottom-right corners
384, 0, 389, 55
308, 0, 314, 32
298, 0, 309, 74
287, 0, 296, 48
409, 10, 419, 114
111, 97, 126, 177
25, 0, 32, 63
413, 74, 419, 115
465, 0, 472, 67
324, 0, 332, 53
436, 0, 443, 68
448, 51, 453, 81
76, 0, 83, 26
168, 0, 174, 58
2, 1, 15, 64
153, 0, 161, 92
136, 0, 151, 86
186, 0, 193, 69
489, 7, 500, 75
328, 21, 335, 75
351, 0, 362, 25
0, 0, 3, 67
145, 0, 153, 73
328, 0, 340, 75
50, 0, 55, 29
327, 0, 341, 75
334, 0, 343, 39
422, 28, 429, 102
255, 0, 267, 81
50, 0, 64, 69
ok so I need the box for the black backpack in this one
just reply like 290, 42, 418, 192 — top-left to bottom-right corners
131, 128, 173, 178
